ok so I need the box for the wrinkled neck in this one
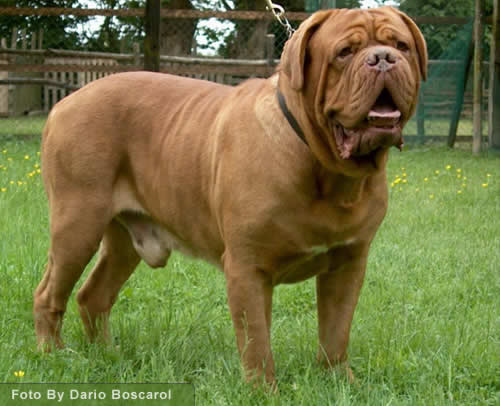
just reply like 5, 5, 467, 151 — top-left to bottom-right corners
278, 74, 339, 172
315, 165, 375, 207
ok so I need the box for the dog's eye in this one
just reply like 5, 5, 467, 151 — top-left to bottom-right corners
338, 46, 353, 58
396, 41, 409, 52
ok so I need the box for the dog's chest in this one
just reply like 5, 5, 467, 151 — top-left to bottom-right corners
266, 191, 386, 285
274, 238, 358, 284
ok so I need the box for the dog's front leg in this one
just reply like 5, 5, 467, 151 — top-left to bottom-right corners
316, 243, 369, 381
223, 252, 274, 385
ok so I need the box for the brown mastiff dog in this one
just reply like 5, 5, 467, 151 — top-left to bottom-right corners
34, 7, 427, 385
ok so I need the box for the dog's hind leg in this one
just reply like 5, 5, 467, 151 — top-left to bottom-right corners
33, 202, 111, 351
76, 219, 141, 343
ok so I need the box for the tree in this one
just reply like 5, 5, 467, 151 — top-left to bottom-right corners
114, 0, 197, 57
219, 0, 362, 58
83, 0, 145, 53
84, 0, 125, 52
221, 0, 271, 59
399, 0, 493, 58
0, 0, 88, 50
160, 0, 197, 56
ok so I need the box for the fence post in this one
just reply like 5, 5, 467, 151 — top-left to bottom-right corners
472, 0, 483, 155
144, 0, 160, 72
21, 29, 27, 49
448, 31, 474, 148
266, 34, 275, 70
38, 29, 43, 49
30, 32, 36, 50
489, 0, 500, 149
11, 27, 17, 49
133, 42, 140, 66
416, 90, 425, 142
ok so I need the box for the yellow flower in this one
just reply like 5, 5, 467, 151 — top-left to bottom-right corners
415, 188, 420, 192
463, 177, 467, 181
457, 190, 462, 194
457, 174, 462, 179
402, 179, 408, 184
36, 169, 41, 174
424, 177, 429, 182
429, 194, 435, 199
1, 188, 6, 192
456, 168, 462, 173
401, 167, 405, 171
390, 182, 395, 187
462, 183, 467, 188
24, 155, 30, 160
446, 165, 451, 170
17, 181, 23, 186
2, 149, 7, 154
402, 173, 407, 177
486, 173, 491, 178
34, 163, 40, 169
435, 170, 440, 175
394, 178, 401, 184
482, 183, 488, 188
14, 371, 25, 377
7, 157, 12, 162
37, 151, 40, 156
9, 180, 14, 185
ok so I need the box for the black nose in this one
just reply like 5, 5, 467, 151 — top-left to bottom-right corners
366, 47, 397, 72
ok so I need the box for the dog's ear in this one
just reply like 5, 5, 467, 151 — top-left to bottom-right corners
386, 7, 428, 81
280, 10, 334, 90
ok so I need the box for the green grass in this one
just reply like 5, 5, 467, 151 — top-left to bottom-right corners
0, 115, 47, 137
403, 117, 489, 137
0, 137, 499, 405
0, 114, 487, 138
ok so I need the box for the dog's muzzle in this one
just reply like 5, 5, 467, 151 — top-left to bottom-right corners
333, 87, 404, 160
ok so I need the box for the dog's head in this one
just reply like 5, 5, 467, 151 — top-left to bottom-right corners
279, 7, 427, 175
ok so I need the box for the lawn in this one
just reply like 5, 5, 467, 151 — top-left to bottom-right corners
0, 116, 47, 137
0, 135, 498, 405
0, 114, 486, 138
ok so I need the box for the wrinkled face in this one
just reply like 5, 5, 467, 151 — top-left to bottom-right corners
281, 7, 427, 173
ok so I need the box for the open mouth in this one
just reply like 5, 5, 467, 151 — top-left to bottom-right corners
333, 88, 404, 161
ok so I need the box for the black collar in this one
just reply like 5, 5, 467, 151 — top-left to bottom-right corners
276, 89, 308, 146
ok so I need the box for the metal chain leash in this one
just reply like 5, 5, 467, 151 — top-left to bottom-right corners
265, 0, 296, 38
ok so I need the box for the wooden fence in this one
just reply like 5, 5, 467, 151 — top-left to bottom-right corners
0, 30, 278, 114
0, 6, 492, 142
43, 57, 117, 112
0, 45, 487, 132
0, 28, 122, 114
